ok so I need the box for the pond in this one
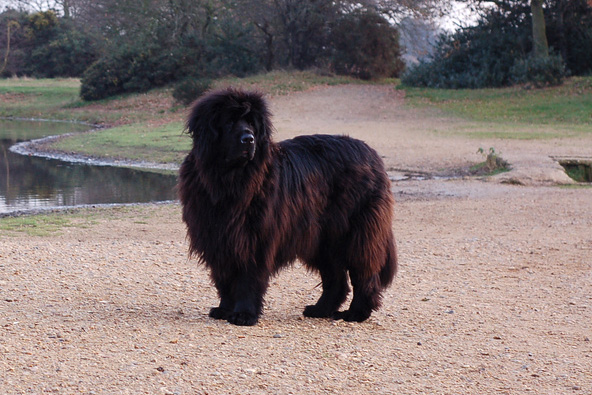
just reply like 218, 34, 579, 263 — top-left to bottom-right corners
0, 119, 178, 214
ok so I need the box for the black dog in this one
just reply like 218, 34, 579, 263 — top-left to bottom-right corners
178, 88, 397, 326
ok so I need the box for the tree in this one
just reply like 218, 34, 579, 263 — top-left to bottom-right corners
0, 8, 99, 77
0, 19, 18, 74
232, 0, 434, 72
530, 0, 549, 57
546, 0, 592, 75
331, 9, 404, 79
78, 0, 264, 100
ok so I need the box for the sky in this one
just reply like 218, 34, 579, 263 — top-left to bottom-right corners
2, 0, 479, 29
440, 1, 480, 31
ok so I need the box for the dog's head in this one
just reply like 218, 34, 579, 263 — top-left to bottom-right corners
186, 88, 273, 168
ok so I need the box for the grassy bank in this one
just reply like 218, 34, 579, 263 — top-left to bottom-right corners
54, 122, 189, 165
2, 73, 591, 166
1, 71, 365, 165
401, 77, 592, 138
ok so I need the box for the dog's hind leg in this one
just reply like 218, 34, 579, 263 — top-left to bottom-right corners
333, 191, 395, 322
303, 257, 350, 318
333, 269, 381, 322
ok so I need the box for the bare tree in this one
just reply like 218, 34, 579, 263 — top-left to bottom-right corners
230, 0, 278, 71
231, 0, 451, 70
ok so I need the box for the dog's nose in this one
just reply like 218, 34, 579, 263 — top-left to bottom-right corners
241, 133, 255, 145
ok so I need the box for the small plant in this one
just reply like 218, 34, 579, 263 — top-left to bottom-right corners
473, 147, 510, 175
172, 77, 212, 106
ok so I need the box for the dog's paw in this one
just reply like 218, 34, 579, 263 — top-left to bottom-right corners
227, 311, 258, 326
209, 307, 231, 320
333, 310, 370, 323
303, 305, 333, 318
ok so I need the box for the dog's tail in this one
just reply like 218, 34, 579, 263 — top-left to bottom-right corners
379, 231, 398, 289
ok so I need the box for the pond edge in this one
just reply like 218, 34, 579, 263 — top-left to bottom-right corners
4, 117, 180, 172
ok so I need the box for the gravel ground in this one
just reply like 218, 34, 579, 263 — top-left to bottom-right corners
1, 85, 591, 394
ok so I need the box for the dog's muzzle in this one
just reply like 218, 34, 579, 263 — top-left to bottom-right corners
241, 133, 256, 161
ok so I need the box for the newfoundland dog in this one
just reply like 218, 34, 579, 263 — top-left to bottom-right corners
178, 88, 397, 326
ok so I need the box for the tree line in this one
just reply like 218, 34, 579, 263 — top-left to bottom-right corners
2, 0, 590, 96
1, 0, 418, 100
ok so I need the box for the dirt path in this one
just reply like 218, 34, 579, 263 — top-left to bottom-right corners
1, 86, 591, 394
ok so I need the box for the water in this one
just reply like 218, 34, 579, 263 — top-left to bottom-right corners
0, 119, 178, 214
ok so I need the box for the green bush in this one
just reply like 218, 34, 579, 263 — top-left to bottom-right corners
172, 78, 212, 105
80, 25, 262, 101
402, 0, 591, 89
27, 24, 98, 77
401, 7, 530, 89
510, 52, 567, 87
80, 57, 123, 101
80, 55, 127, 101
80, 44, 181, 101
0, 10, 99, 78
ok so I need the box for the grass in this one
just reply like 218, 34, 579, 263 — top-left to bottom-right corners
0, 205, 163, 236
447, 121, 585, 140
52, 121, 190, 164
0, 78, 82, 120
0, 214, 82, 236
0, 77, 177, 125
401, 76, 592, 135
559, 184, 592, 189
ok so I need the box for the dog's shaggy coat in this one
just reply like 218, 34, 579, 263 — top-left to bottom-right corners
178, 88, 397, 326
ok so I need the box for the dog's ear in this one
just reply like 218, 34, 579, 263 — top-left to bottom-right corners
186, 93, 219, 139
185, 91, 223, 160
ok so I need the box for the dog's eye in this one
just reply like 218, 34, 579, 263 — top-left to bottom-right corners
223, 121, 234, 133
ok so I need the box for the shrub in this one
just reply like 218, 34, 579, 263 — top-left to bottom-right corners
80, 57, 125, 101
509, 52, 567, 87
80, 44, 180, 101
27, 23, 99, 77
402, 0, 591, 89
401, 8, 530, 89
80, 25, 262, 101
172, 78, 212, 106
